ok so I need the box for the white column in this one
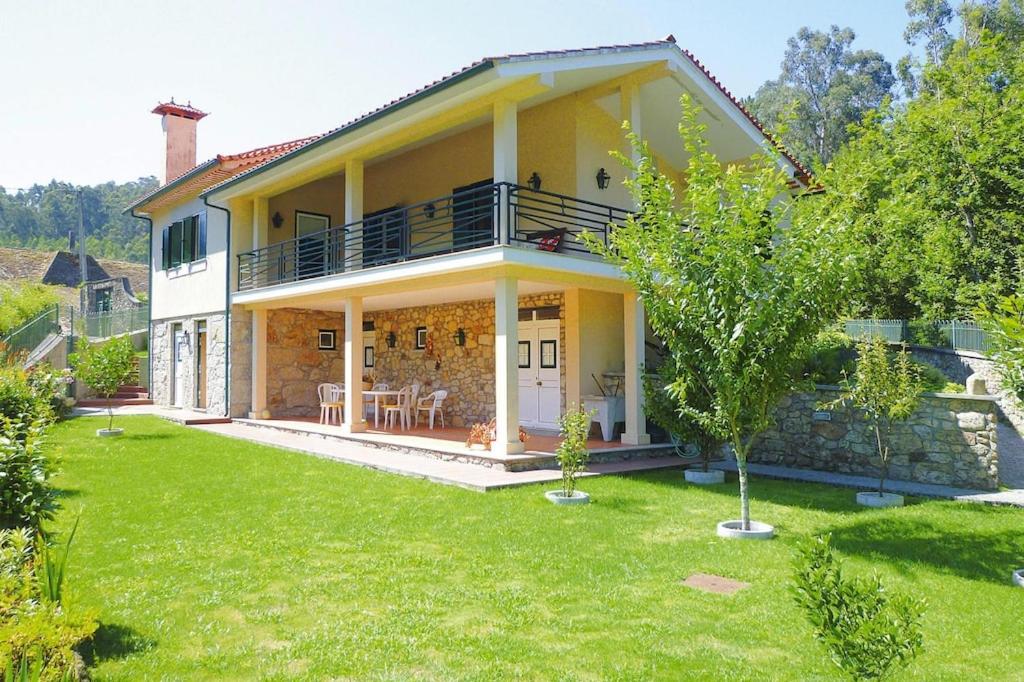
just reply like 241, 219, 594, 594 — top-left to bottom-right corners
341, 296, 366, 433
622, 291, 650, 445
345, 159, 364, 271
249, 309, 267, 418
253, 197, 268, 250
494, 276, 523, 455
493, 99, 517, 245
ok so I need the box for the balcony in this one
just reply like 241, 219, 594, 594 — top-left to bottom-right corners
236, 182, 630, 292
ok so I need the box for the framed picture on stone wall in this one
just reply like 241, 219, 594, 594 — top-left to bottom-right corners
415, 327, 427, 350
318, 329, 337, 351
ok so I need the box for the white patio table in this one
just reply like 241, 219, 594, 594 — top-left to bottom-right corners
362, 389, 401, 428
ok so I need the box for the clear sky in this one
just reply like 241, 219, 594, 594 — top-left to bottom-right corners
0, 0, 918, 190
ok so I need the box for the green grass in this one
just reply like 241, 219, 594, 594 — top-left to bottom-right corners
50, 416, 1022, 680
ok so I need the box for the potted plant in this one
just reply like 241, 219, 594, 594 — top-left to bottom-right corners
70, 336, 136, 437
545, 405, 594, 505
465, 419, 529, 450
829, 337, 922, 508
646, 359, 724, 484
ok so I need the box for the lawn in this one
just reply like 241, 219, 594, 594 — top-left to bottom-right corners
50, 416, 1022, 680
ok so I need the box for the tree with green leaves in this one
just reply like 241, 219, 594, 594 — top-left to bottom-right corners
745, 25, 895, 168
830, 338, 923, 497
70, 336, 135, 433
793, 534, 926, 680
590, 95, 858, 531
977, 291, 1024, 405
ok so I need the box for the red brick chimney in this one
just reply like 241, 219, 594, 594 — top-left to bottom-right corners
152, 99, 208, 185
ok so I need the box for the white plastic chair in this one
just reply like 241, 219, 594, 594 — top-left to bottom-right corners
384, 386, 411, 431
415, 389, 448, 429
317, 383, 343, 425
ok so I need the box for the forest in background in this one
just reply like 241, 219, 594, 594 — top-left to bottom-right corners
0, 177, 159, 264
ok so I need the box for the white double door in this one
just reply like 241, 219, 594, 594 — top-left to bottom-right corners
517, 320, 560, 430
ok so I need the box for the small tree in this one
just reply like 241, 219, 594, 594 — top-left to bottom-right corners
977, 292, 1024, 407
70, 336, 135, 432
645, 358, 721, 471
832, 338, 922, 496
555, 406, 594, 498
588, 95, 858, 530
793, 535, 926, 680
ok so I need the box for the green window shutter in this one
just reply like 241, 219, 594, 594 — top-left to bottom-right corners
181, 216, 195, 263
197, 211, 207, 259
169, 221, 183, 267
161, 227, 171, 270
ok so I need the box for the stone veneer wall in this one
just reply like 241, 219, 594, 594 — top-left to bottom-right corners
751, 387, 1000, 490
266, 309, 346, 417
229, 305, 252, 418
909, 346, 1024, 432
252, 293, 566, 427
150, 313, 228, 416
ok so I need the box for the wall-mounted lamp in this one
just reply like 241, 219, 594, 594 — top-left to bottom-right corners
386, 331, 397, 348
423, 202, 436, 220
527, 172, 542, 191
271, 211, 284, 229
596, 167, 611, 190
453, 327, 466, 346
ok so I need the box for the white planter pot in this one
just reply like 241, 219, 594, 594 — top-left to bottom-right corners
545, 490, 591, 506
856, 491, 905, 508
1013, 569, 1024, 588
96, 428, 123, 438
685, 468, 725, 485
716, 520, 775, 540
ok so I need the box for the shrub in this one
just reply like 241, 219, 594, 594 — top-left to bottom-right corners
977, 292, 1024, 406
829, 338, 923, 497
70, 337, 135, 432
793, 535, 925, 680
25, 366, 73, 423
797, 328, 856, 385
555, 406, 594, 498
0, 528, 97, 680
0, 366, 50, 428
0, 284, 59, 338
0, 419, 55, 532
906, 319, 949, 348
645, 357, 722, 471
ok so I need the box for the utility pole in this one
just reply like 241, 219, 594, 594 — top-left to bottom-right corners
77, 189, 87, 315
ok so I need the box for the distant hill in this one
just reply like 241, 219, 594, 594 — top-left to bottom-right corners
0, 177, 159, 264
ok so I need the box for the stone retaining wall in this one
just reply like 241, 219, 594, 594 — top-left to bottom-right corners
750, 387, 1000, 490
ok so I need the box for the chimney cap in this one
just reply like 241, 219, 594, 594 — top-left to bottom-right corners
152, 98, 208, 121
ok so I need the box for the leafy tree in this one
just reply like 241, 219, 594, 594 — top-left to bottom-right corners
746, 25, 895, 168
591, 96, 857, 530
70, 337, 135, 432
793, 535, 926, 680
645, 356, 722, 472
977, 291, 1024, 405
818, 25, 1024, 318
829, 339, 923, 497
555, 406, 593, 498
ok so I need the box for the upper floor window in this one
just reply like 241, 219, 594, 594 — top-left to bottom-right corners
161, 211, 207, 270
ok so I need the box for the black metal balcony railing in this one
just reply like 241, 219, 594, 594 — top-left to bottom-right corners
236, 182, 630, 291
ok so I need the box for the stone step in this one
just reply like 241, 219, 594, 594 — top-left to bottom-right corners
77, 398, 154, 407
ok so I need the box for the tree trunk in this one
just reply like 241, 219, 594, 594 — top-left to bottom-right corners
738, 462, 750, 531
108, 397, 114, 432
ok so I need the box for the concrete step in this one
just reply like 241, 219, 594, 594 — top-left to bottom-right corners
112, 392, 149, 399
117, 385, 146, 393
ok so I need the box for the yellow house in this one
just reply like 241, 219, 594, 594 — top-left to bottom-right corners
128, 37, 808, 461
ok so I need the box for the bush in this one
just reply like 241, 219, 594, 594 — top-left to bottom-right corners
0, 284, 59, 338
793, 535, 925, 680
0, 528, 97, 680
25, 365, 73, 423
796, 328, 856, 385
906, 319, 949, 347
70, 337, 135, 432
0, 366, 50, 427
645, 357, 722, 471
0, 419, 55, 532
555, 406, 594, 498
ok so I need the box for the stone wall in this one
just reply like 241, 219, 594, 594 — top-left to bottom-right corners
83, 276, 142, 314
249, 293, 566, 427
266, 308, 346, 417
150, 313, 228, 415
229, 306, 251, 418
751, 387, 1000, 490
909, 345, 1024, 432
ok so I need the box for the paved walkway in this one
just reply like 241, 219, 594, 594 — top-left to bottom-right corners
711, 461, 1024, 508
193, 421, 683, 491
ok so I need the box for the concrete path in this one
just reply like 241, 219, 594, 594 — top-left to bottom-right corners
711, 461, 1024, 508
193, 421, 683, 492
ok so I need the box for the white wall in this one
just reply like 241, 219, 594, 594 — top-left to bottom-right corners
149, 196, 229, 321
